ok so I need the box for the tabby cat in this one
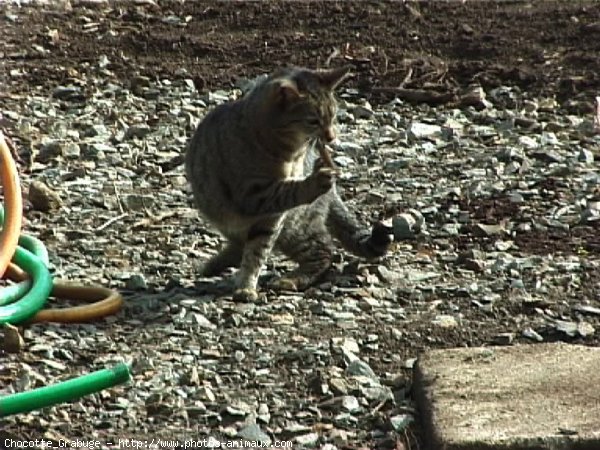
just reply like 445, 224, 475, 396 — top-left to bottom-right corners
185, 66, 391, 300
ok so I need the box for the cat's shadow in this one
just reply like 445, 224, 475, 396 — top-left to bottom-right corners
121, 262, 361, 323
120, 273, 271, 323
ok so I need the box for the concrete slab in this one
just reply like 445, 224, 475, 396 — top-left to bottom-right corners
414, 343, 600, 450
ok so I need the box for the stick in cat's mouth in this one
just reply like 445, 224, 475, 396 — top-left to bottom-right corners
316, 139, 338, 172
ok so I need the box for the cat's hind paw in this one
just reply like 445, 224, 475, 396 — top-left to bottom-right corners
270, 277, 300, 292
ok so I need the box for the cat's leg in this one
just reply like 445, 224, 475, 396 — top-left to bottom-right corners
235, 167, 335, 216
272, 245, 333, 291
273, 206, 334, 291
233, 215, 283, 302
199, 241, 243, 277
327, 192, 392, 258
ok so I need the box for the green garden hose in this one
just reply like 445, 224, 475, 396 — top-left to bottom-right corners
0, 363, 131, 417
0, 206, 48, 307
0, 244, 52, 324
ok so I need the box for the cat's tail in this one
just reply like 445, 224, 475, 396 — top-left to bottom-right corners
326, 192, 392, 259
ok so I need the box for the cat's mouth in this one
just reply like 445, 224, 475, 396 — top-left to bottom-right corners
321, 126, 336, 143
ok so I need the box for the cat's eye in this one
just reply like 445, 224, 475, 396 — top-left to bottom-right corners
307, 118, 321, 126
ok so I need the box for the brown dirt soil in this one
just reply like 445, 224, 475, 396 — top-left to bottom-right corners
2, 1, 600, 107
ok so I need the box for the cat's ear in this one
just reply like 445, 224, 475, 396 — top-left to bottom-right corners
274, 79, 301, 105
318, 66, 352, 90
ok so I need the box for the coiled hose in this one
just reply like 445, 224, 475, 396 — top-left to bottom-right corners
0, 132, 123, 324
0, 131, 22, 277
0, 132, 130, 415
0, 205, 124, 324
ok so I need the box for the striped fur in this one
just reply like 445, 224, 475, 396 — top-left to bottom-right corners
185, 66, 390, 296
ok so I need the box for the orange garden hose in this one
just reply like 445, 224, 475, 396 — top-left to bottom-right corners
6, 256, 124, 324
0, 131, 22, 277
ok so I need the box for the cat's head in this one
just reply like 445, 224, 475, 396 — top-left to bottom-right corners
261, 66, 351, 145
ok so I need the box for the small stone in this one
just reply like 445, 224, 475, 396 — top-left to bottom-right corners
333, 155, 354, 167
237, 423, 271, 446
125, 274, 147, 290
87, 142, 115, 156
320, 445, 338, 450
577, 321, 595, 337
473, 223, 505, 237
336, 141, 363, 156
331, 337, 360, 355
257, 403, 270, 423
346, 360, 378, 380
384, 158, 411, 172
554, 320, 579, 337
193, 314, 217, 330
130, 76, 151, 96
578, 149, 594, 164
294, 433, 319, 447
182, 367, 200, 386
125, 125, 152, 140
341, 395, 361, 413
84, 124, 109, 137
207, 91, 229, 103
518, 135, 539, 149
199, 386, 216, 403
432, 315, 458, 328
441, 223, 461, 236
360, 385, 393, 402
408, 122, 442, 140
531, 150, 563, 163
143, 89, 161, 100
540, 132, 559, 146
522, 327, 544, 342
308, 373, 329, 395
462, 258, 485, 272
495, 240, 514, 251
329, 377, 349, 395
351, 103, 374, 119
2, 324, 24, 353
460, 85, 490, 109
573, 305, 600, 316
458, 249, 486, 261
492, 333, 514, 345
390, 414, 414, 433
52, 86, 81, 100
393, 214, 416, 239
508, 192, 525, 203
123, 194, 155, 211
376, 265, 398, 283
29, 180, 62, 212
37, 141, 63, 163
63, 143, 81, 158
580, 207, 599, 223
408, 208, 426, 230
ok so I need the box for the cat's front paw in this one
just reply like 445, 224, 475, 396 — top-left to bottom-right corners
232, 288, 261, 303
304, 167, 335, 202
368, 221, 394, 257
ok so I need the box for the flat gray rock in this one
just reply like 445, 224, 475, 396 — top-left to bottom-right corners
414, 343, 600, 450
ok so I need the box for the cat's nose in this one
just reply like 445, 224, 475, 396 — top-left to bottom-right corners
323, 127, 336, 143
